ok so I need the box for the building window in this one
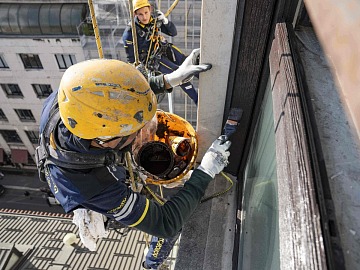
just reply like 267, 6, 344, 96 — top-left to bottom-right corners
25, 130, 39, 144
19, 53, 43, 69
1, 84, 24, 98
0, 130, 23, 143
237, 78, 280, 270
0, 109, 8, 121
14, 109, 36, 122
0, 54, 9, 68
32, 84, 53, 98
55, 54, 76, 69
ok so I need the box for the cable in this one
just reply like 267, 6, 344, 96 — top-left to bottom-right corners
200, 171, 234, 203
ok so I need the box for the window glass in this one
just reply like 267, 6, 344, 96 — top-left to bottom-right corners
0, 109, 8, 121
1, 84, 23, 97
61, 4, 86, 34
64, 55, 73, 67
39, 4, 51, 34
48, 5, 62, 34
60, 5, 73, 33
8, 4, 20, 33
0, 54, 9, 68
0, 129, 22, 143
55, 54, 76, 69
55, 54, 66, 69
70, 4, 87, 33
18, 5, 30, 34
25, 130, 39, 144
14, 109, 35, 122
19, 54, 43, 69
32, 84, 53, 98
0, 4, 11, 33
238, 78, 280, 270
27, 4, 41, 34
0, 3, 86, 35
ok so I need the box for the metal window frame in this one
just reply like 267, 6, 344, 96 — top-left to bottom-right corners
0, 108, 8, 121
0, 54, 9, 68
19, 53, 43, 69
25, 130, 39, 144
1, 83, 24, 98
14, 109, 35, 122
31, 83, 53, 98
55, 53, 76, 69
0, 129, 22, 143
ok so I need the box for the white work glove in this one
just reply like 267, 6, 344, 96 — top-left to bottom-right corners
197, 135, 231, 178
156, 10, 168, 24
72, 209, 109, 251
164, 48, 212, 87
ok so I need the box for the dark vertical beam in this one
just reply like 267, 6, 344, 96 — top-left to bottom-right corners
224, 0, 278, 175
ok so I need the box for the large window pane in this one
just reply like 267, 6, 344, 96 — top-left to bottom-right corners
39, 4, 51, 33
0, 129, 22, 143
0, 4, 11, 33
18, 5, 30, 34
0, 3, 86, 35
61, 4, 86, 34
238, 78, 279, 270
27, 4, 41, 34
48, 5, 62, 34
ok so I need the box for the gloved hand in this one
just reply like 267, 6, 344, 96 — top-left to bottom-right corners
135, 63, 148, 79
197, 135, 231, 178
156, 10, 168, 24
164, 48, 212, 87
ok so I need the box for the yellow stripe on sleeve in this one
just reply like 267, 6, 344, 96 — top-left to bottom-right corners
129, 198, 149, 227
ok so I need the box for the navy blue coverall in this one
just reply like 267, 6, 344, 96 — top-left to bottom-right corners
39, 76, 212, 269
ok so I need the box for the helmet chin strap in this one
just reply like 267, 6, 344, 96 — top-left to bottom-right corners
115, 135, 133, 150
92, 131, 138, 150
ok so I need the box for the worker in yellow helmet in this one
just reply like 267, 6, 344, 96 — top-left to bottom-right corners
122, 0, 201, 105
36, 49, 231, 269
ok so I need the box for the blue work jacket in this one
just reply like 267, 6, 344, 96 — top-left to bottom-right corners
39, 89, 212, 238
122, 16, 177, 63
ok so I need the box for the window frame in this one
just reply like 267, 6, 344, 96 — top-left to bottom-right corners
0, 109, 8, 121
0, 54, 9, 68
55, 54, 76, 69
19, 53, 43, 69
14, 109, 36, 122
0, 129, 23, 143
32, 83, 53, 98
25, 130, 39, 144
1, 84, 24, 98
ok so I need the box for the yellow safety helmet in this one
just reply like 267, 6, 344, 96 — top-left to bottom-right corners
133, 0, 151, 12
58, 59, 157, 139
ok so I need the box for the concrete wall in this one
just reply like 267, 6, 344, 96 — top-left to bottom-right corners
175, 0, 239, 269
197, 0, 238, 158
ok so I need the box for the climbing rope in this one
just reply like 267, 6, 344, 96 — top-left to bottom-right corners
88, 0, 103, 58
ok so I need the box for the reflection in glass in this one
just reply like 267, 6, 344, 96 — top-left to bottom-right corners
238, 78, 280, 270
0, 3, 86, 35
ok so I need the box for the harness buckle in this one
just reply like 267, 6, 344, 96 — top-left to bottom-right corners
104, 151, 120, 166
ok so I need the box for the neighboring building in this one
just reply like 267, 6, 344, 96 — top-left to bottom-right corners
0, 1, 89, 169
